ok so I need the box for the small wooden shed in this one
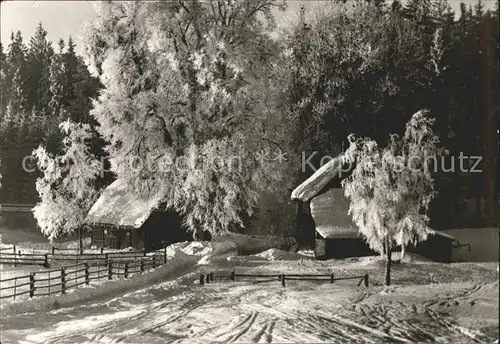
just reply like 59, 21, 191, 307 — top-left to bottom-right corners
291, 154, 457, 262
85, 179, 192, 252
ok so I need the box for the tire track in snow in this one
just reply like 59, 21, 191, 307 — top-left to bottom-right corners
109, 303, 201, 343
38, 268, 205, 344
251, 319, 275, 344
210, 311, 259, 342
425, 308, 490, 343
423, 283, 483, 308
350, 286, 491, 344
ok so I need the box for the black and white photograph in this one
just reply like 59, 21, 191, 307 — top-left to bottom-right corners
0, 0, 498, 343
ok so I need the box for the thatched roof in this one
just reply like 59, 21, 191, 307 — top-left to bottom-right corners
85, 179, 165, 229
291, 154, 345, 202
310, 188, 359, 239
309, 188, 455, 241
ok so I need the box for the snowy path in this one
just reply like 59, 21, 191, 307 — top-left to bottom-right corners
1, 257, 498, 344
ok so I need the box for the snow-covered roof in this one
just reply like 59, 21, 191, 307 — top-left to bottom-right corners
310, 188, 455, 241
85, 179, 165, 229
291, 154, 346, 202
428, 229, 455, 241
310, 188, 359, 239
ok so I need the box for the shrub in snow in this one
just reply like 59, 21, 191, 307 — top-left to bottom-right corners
342, 110, 444, 286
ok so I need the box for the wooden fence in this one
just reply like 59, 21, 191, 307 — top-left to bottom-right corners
200, 271, 370, 287
0, 251, 168, 300
0, 243, 150, 255
0, 245, 164, 268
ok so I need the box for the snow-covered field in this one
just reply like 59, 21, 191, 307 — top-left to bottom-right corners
0, 239, 498, 344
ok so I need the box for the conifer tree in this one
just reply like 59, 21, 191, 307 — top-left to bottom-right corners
0, 43, 7, 112
5, 31, 28, 111
26, 22, 53, 112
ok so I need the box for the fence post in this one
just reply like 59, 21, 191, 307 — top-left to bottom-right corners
52, 246, 55, 255
210, 272, 213, 282
230, 271, 235, 281
364, 274, 369, 287
101, 247, 104, 254
43, 254, 49, 268
124, 262, 129, 279
163, 247, 167, 265
108, 261, 113, 280
153, 255, 157, 268
330, 273, 334, 284
61, 267, 66, 294
85, 263, 90, 285
29, 273, 35, 298
105, 253, 108, 261
281, 274, 286, 287
140, 258, 144, 273
13, 245, 16, 255
200, 274, 205, 285
13, 278, 17, 300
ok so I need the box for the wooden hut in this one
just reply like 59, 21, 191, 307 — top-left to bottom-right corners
85, 179, 192, 252
291, 154, 457, 262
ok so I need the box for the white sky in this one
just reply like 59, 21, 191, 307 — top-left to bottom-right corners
0, 0, 496, 55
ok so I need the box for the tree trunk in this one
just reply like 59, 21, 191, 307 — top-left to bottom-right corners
400, 244, 406, 261
385, 239, 392, 286
78, 227, 83, 255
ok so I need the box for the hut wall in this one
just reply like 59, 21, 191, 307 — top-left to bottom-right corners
295, 201, 316, 248
314, 238, 327, 259
131, 228, 145, 250
112, 230, 128, 250
326, 238, 375, 258
91, 228, 105, 248
142, 210, 191, 252
409, 235, 453, 263
90, 227, 135, 250
316, 235, 453, 262
315, 236, 375, 260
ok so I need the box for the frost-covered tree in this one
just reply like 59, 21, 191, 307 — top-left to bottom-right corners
33, 120, 101, 246
83, 1, 289, 239
342, 110, 443, 286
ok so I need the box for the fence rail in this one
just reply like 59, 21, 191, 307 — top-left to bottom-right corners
0, 243, 154, 254
200, 271, 370, 287
0, 244, 164, 268
0, 250, 168, 300
0, 204, 34, 212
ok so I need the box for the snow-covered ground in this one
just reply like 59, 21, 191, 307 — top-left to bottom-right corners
0, 240, 498, 344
